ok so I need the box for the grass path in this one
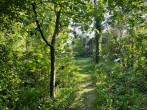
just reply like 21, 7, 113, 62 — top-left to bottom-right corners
70, 58, 96, 110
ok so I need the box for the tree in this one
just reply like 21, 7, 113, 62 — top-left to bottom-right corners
94, 0, 104, 63
32, 2, 61, 99
31, 0, 94, 99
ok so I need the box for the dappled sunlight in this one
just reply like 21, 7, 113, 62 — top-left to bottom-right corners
69, 58, 96, 110
0, 0, 146, 109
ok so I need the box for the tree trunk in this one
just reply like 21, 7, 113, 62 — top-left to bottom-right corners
50, 46, 56, 98
94, 0, 101, 63
95, 31, 100, 63
50, 12, 60, 99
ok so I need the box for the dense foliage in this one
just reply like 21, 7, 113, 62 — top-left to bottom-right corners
0, 21, 79, 109
94, 59, 146, 110
94, 0, 147, 109
0, 0, 146, 109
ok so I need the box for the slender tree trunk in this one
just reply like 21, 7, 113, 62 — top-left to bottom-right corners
50, 12, 60, 99
95, 30, 100, 63
50, 46, 56, 98
94, 0, 101, 63
95, 18, 101, 63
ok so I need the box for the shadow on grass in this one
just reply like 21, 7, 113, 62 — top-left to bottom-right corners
72, 89, 96, 110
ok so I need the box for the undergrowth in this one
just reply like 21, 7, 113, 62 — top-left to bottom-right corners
0, 50, 80, 110
94, 59, 147, 110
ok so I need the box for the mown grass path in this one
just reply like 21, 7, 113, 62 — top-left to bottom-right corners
70, 58, 96, 110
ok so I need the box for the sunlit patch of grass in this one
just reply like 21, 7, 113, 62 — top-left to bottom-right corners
69, 58, 97, 110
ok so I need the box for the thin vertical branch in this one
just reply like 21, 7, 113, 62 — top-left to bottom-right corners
32, 3, 53, 48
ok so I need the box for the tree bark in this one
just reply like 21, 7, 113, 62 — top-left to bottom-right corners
95, 29, 100, 63
50, 46, 56, 98
50, 12, 60, 99
94, 0, 102, 63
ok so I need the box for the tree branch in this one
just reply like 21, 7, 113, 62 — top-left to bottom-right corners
32, 3, 53, 48
51, 11, 61, 46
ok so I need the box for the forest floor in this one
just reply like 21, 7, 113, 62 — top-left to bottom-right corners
69, 58, 96, 110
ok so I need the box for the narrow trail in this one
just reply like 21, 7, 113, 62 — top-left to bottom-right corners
70, 58, 96, 110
